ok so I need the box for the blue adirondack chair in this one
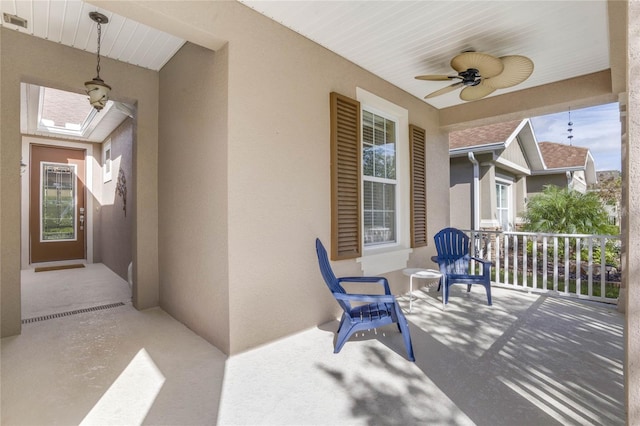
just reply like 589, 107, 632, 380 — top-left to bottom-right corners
432, 228, 493, 305
315, 238, 415, 361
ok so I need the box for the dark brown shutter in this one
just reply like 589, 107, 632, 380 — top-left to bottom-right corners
410, 124, 428, 247
330, 92, 362, 260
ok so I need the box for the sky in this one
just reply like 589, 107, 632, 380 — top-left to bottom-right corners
529, 102, 621, 171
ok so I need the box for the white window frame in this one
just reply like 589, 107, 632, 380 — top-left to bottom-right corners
356, 88, 411, 275
496, 177, 513, 231
103, 139, 112, 183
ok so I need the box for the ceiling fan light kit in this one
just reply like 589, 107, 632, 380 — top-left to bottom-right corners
416, 51, 534, 102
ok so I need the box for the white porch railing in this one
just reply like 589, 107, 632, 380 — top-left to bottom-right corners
461, 230, 621, 304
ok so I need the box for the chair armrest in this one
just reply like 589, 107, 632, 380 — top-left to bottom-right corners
338, 276, 392, 294
334, 293, 396, 304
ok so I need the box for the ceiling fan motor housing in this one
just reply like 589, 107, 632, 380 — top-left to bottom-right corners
459, 68, 481, 86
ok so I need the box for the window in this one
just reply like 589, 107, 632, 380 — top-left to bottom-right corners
362, 110, 397, 246
496, 182, 510, 230
330, 90, 426, 274
41, 162, 77, 242
103, 140, 112, 183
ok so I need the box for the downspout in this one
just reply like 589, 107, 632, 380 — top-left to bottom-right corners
468, 152, 480, 231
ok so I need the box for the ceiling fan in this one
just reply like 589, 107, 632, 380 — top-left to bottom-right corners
415, 51, 534, 101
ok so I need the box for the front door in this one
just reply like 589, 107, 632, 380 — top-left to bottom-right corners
30, 145, 86, 263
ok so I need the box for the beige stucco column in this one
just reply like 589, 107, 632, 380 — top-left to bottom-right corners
626, 1, 640, 423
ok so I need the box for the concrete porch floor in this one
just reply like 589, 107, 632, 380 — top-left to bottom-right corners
1, 264, 624, 425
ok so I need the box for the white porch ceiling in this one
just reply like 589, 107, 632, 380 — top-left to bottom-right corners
0, 0, 185, 72
2, 1, 612, 121
239, 0, 610, 109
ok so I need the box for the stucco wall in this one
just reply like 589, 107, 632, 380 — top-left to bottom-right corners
450, 157, 473, 229
0, 28, 160, 336
98, 119, 134, 281
627, 1, 640, 422
223, 4, 446, 354
158, 42, 231, 354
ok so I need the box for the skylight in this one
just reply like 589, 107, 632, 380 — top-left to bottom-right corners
37, 87, 111, 137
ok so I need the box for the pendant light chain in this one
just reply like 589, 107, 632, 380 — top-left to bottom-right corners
96, 20, 102, 79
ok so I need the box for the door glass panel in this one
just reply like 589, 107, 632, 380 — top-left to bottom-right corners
41, 162, 76, 241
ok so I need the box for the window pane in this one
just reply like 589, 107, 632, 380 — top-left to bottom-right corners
385, 120, 396, 144
363, 146, 374, 176
363, 181, 396, 245
363, 111, 373, 144
41, 163, 76, 241
385, 146, 396, 180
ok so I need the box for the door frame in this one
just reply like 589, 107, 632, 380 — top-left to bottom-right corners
21, 136, 95, 268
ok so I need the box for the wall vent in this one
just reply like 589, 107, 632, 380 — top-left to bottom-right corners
3, 13, 28, 29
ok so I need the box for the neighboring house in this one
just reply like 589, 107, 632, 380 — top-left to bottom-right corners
590, 170, 622, 226
529, 141, 597, 195
448, 119, 597, 231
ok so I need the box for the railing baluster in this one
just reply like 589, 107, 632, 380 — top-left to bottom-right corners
504, 234, 510, 285
576, 237, 582, 296
553, 237, 558, 292
600, 237, 606, 299
495, 234, 501, 285
543, 236, 548, 291
523, 235, 528, 289
588, 238, 593, 298
564, 236, 570, 295
532, 236, 538, 290
513, 234, 518, 287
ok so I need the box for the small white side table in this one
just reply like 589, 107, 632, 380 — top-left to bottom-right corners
402, 268, 443, 312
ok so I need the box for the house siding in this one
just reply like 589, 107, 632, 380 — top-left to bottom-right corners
501, 137, 530, 170
527, 174, 569, 198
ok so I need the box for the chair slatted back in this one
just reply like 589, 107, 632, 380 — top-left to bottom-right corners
316, 239, 343, 291
434, 228, 471, 274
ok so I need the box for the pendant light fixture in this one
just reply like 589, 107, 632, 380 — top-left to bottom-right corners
85, 12, 111, 111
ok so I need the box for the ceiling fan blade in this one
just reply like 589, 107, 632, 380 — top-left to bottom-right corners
451, 52, 503, 78
485, 55, 534, 89
425, 82, 464, 99
415, 74, 456, 81
459, 81, 495, 101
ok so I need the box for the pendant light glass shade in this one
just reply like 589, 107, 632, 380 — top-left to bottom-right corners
85, 77, 111, 111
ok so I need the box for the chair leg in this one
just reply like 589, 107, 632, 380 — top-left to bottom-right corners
444, 283, 449, 304
393, 305, 415, 361
334, 321, 355, 353
485, 284, 492, 306
467, 284, 472, 293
